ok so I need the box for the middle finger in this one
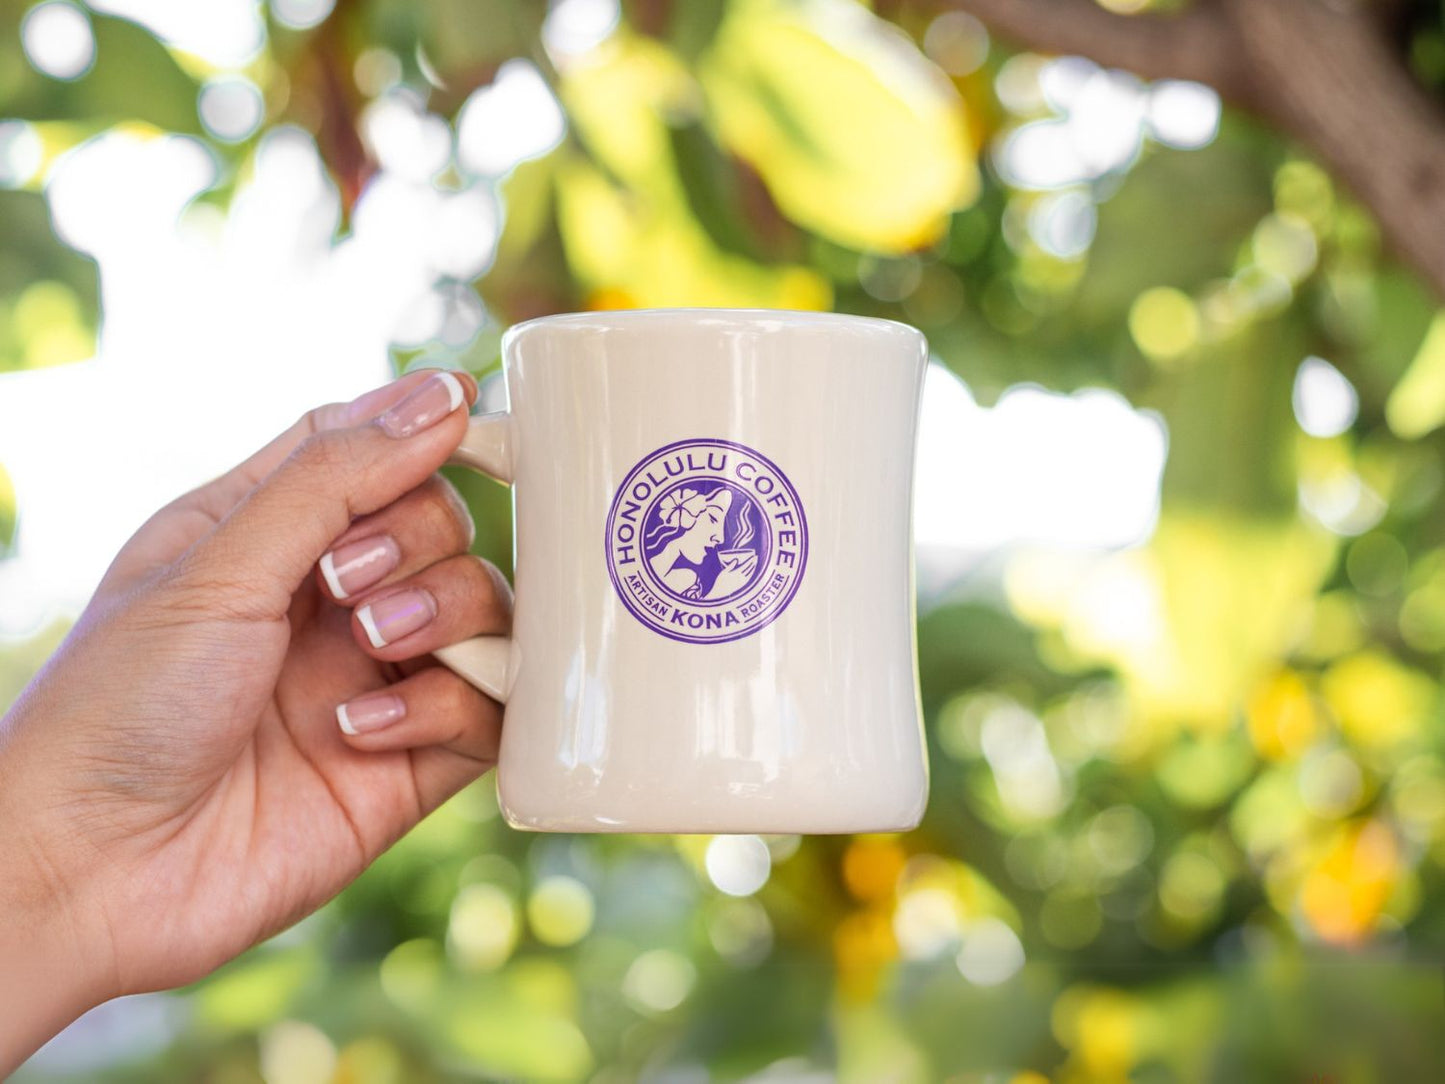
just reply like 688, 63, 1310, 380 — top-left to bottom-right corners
348, 553, 512, 663
316, 473, 475, 602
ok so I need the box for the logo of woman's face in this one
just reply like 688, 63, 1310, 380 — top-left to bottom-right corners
679, 495, 728, 563
605, 439, 809, 645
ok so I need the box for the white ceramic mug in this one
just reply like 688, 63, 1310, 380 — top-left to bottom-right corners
433, 308, 930, 834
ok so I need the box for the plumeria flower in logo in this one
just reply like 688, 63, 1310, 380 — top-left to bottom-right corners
658, 487, 704, 529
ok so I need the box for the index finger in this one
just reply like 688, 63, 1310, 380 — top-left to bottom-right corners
179, 370, 448, 524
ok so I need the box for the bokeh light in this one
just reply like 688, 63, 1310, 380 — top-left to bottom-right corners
922, 11, 989, 77
448, 883, 520, 971
1146, 80, 1221, 148
20, 1, 95, 81
621, 949, 696, 1013
1129, 286, 1200, 363
526, 875, 596, 946
1293, 355, 1359, 438
0, 120, 43, 186
272, 0, 336, 31
259, 1021, 337, 1084
1027, 189, 1096, 259
91, 0, 264, 67
361, 88, 452, 182
707, 895, 774, 967
705, 834, 772, 897
543, 0, 620, 63
456, 59, 566, 177
199, 76, 265, 143
955, 918, 1025, 986
893, 886, 963, 960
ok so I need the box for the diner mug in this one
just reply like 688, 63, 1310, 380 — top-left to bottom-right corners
432, 308, 930, 834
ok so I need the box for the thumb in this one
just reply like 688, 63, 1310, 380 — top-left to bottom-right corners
173, 370, 478, 617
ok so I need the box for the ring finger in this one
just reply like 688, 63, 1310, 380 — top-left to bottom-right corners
316, 473, 475, 603
348, 553, 512, 664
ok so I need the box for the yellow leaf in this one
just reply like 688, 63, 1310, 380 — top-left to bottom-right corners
1014, 513, 1336, 737
841, 836, 908, 902
555, 156, 831, 308
1246, 670, 1321, 760
832, 906, 897, 1003
1052, 985, 1155, 1079
15, 281, 94, 368
1299, 820, 1399, 944
0, 460, 15, 552
1141, 512, 1335, 731
559, 36, 693, 188
700, 0, 978, 253
1321, 650, 1435, 751
1386, 310, 1445, 439
557, 35, 832, 308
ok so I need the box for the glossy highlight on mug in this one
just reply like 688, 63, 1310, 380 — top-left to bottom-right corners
604, 437, 809, 645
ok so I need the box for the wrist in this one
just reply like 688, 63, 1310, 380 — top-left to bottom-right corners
0, 716, 117, 1073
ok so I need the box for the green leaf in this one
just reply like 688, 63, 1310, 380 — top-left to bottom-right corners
410, 0, 545, 82
667, 118, 772, 262
494, 153, 557, 264
661, 0, 728, 62
1355, 267, 1438, 394
0, 189, 98, 373
0, 12, 201, 134
1074, 124, 1274, 328
1155, 323, 1300, 517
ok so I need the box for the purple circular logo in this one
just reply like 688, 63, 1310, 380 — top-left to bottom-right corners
605, 438, 809, 644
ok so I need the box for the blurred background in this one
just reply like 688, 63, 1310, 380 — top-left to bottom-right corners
3, 0, 1445, 1079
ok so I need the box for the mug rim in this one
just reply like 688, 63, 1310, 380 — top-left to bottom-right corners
502, 307, 925, 350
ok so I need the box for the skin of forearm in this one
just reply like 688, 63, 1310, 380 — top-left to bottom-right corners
0, 705, 114, 1076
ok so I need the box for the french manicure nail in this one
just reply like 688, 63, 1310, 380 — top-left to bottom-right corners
337, 693, 406, 735
376, 371, 467, 439
356, 588, 437, 648
320, 535, 401, 600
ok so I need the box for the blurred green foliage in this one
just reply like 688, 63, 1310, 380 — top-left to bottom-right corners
5, 0, 1445, 1080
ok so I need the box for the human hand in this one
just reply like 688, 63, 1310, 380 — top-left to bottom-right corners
708, 550, 760, 599
0, 370, 510, 1071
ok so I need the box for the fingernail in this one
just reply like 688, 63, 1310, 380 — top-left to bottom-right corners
376, 371, 467, 439
320, 535, 401, 600
356, 588, 437, 648
337, 693, 406, 735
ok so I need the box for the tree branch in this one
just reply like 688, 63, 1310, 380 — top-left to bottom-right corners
947, 0, 1445, 302
1221, 0, 1445, 299
950, 0, 1246, 98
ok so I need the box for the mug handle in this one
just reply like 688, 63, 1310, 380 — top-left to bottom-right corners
430, 410, 517, 703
